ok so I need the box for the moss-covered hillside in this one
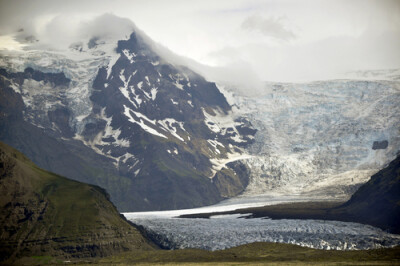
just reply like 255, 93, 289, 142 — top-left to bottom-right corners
0, 141, 155, 263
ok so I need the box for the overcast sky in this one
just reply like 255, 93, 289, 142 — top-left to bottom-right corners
0, 0, 399, 83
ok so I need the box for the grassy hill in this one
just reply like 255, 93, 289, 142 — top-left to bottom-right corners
0, 141, 155, 263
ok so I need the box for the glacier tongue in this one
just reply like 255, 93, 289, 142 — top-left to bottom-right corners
130, 216, 400, 251
223, 79, 400, 199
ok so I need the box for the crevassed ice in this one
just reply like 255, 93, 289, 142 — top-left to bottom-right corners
130, 216, 400, 251
219, 80, 400, 200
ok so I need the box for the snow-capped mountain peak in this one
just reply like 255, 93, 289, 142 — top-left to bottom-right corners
0, 24, 256, 211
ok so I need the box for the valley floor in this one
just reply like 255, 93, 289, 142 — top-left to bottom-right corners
13, 242, 400, 265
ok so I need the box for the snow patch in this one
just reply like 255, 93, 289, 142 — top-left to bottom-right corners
202, 108, 244, 143
119, 69, 138, 108
101, 108, 130, 148
209, 152, 253, 178
134, 168, 141, 176
107, 53, 120, 79
158, 118, 186, 141
123, 105, 167, 139
207, 139, 224, 154
150, 87, 158, 100
122, 49, 136, 63
122, 153, 135, 164
174, 80, 184, 90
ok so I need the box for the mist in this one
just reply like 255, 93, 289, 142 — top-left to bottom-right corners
8, 13, 135, 51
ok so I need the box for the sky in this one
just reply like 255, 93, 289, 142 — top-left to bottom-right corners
0, 0, 399, 85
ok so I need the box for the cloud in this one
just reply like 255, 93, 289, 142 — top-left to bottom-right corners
135, 33, 264, 93
12, 13, 136, 51
241, 15, 296, 41
207, 26, 400, 83
188, 59, 264, 94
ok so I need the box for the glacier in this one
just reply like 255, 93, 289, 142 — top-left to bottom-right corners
124, 193, 400, 251
125, 208, 400, 251
218, 78, 400, 200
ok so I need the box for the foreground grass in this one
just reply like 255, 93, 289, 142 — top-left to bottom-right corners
100, 242, 400, 265
15, 242, 399, 265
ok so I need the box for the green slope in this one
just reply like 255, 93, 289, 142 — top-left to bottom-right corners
0, 141, 155, 263
99, 242, 400, 265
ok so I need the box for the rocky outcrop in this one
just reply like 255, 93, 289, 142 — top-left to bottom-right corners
372, 140, 388, 150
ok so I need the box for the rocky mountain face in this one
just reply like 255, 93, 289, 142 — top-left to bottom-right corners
0, 31, 255, 211
0, 141, 155, 262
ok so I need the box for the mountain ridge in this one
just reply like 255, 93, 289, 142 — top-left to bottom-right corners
0, 29, 256, 211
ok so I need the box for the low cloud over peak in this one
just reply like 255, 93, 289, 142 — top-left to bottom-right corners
12, 13, 136, 51
241, 15, 296, 42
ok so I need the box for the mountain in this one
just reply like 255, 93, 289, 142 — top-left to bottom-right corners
0, 28, 256, 211
1, 14, 398, 212
338, 153, 400, 232
0, 141, 154, 263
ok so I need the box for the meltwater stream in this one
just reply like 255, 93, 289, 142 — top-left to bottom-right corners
124, 196, 400, 251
